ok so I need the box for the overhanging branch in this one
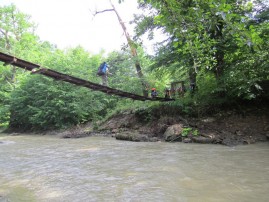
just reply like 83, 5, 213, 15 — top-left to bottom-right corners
92, 8, 114, 16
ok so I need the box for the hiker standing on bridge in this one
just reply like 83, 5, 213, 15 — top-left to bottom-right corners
151, 88, 158, 98
97, 62, 110, 86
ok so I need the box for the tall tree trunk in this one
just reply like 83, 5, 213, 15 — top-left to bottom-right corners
94, 1, 149, 97
110, 2, 148, 97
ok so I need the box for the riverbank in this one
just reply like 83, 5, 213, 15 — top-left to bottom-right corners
54, 103, 269, 146
2, 102, 269, 146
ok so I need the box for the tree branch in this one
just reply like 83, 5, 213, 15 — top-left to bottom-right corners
92, 8, 114, 16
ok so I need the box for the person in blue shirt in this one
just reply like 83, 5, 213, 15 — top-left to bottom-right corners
97, 62, 109, 86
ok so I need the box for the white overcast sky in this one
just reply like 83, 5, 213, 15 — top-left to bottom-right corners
0, 0, 149, 54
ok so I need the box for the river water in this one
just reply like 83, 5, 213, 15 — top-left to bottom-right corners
0, 134, 268, 202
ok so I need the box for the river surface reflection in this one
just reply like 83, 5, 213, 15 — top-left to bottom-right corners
0, 134, 268, 202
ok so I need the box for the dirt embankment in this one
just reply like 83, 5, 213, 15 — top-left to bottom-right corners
101, 112, 269, 146
92, 106, 269, 146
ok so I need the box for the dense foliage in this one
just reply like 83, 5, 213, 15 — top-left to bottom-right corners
0, 1, 268, 131
134, 0, 269, 101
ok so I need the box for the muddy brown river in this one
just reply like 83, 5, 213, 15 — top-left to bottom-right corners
0, 134, 268, 202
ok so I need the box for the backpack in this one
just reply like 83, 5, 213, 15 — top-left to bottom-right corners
97, 63, 106, 76
151, 90, 157, 97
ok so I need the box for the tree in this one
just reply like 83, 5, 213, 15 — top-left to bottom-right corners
134, 0, 269, 100
0, 4, 38, 127
0, 4, 35, 84
92, 0, 149, 97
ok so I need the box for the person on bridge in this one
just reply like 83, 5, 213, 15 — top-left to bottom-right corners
97, 62, 110, 86
165, 88, 171, 99
151, 88, 158, 98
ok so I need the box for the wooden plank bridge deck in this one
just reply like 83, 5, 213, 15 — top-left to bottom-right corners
0, 52, 174, 102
